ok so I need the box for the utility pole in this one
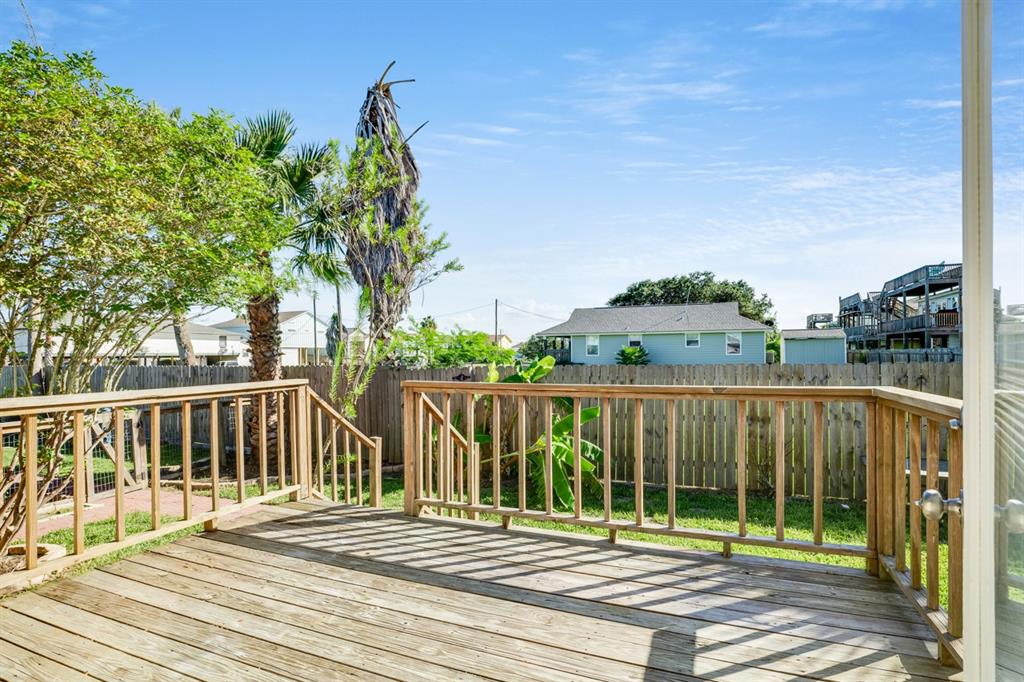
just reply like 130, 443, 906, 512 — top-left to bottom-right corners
494, 299, 499, 342
312, 291, 319, 365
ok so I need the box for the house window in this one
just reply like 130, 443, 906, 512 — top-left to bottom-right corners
684, 333, 700, 348
586, 335, 600, 356
726, 333, 742, 355
627, 334, 642, 348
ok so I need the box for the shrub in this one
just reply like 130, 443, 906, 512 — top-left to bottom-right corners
616, 346, 650, 365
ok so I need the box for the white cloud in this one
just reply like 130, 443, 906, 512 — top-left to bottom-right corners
623, 133, 669, 144
469, 124, 521, 135
904, 98, 961, 110
434, 133, 513, 147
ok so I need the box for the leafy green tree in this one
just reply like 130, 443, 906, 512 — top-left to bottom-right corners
517, 335, 547, 361
387, 323, 513, 368
608, 271, 775, 325
0, 43, 272, 554
616, 345, 651, 365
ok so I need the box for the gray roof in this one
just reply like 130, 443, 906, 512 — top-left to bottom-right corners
214, 310, 323, 329
537, 303, 770, 336
781, 328, 847, 340
151, 321, 243, 340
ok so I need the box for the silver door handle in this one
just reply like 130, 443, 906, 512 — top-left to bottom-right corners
915, 489, 963, 520
996, 499, 1024, 534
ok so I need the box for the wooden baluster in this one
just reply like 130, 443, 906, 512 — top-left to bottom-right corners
73, 410, 86, 554
441, 393, 451, 508
458, 415, 465, 509
813, 401, 824, 545
865, 402, 878, 575
948, 424, 963, 637
180, 403, 191, 523
315, 405, 323, 493
289, 391, 299, 489
909, 414, 923, 588
330, 424, 338, 502
894, 410, 907, 572
416, 394, 425, 502
601, 397, 611, 523
114, 408, 127, 541
634, 398, 643, 527
344, 431, 352, 504
370, 436, 383, 508
23, 415, 38, 569
276, 392, 285, 492
925, 418, 940, 610
209, 399, 219, 512
492, 395, 501, 509
881, 405, 894, 556
426, 413, 434, 501
572, 397, 582, 519
666, 399, 677, 530
774, 400, 785, 542
466, 393, 478, 519
519, 395, 528, 513
736, 401, 746, 537
149, 405, 161, 531
234, 396, 245, 504
258, 394, 268, 497
356, 439, 363, 506
544, 397, 553, 515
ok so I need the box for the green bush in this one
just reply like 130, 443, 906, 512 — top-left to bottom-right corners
616, 345, 650, 365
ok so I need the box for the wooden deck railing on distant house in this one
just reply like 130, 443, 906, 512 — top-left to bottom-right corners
401, 379, 964, 666
0, 379, 380, 594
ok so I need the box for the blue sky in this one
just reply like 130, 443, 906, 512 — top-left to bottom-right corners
3, 0, 1022, 340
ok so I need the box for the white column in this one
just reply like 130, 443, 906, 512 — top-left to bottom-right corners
961, 0, 994, 678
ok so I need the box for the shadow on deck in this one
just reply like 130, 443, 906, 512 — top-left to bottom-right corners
0, 501, 960, 681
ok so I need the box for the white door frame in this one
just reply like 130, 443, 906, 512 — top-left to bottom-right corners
961, 0, 995, 678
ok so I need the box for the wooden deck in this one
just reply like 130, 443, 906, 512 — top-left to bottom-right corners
0, 501, 960, 681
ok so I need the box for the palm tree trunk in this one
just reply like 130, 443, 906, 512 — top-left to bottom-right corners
245, 269, 283, 476
172, 313, 197, 366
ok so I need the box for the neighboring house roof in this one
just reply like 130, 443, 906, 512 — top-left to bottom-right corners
213, 310, 328, 329
781, 328, 847, 340
150, 321, 243, 340
536, 303, 770, 336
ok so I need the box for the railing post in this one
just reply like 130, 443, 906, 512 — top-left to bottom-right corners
292, 386, 311, 501
865, 401, 879, 576
402, 385, 419, 516
370, 436, 383, 508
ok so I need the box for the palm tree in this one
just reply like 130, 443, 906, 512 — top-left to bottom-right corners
235, 111, 340, 384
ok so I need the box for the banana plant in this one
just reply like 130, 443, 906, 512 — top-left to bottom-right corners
473, 355, 604, 511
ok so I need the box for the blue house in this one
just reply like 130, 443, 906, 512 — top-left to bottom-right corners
780, 328, 848, 364
535, 303, 769, 365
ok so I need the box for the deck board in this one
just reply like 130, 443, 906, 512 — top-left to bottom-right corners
0, 501, 960, 681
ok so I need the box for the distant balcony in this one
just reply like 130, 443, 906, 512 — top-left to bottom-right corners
879, 311, 960, 334
882, 263, 962, 294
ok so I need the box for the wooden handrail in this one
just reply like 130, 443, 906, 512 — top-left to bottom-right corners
0, 379, 309, 417
401, 380, 877, 401
419, 394, 470, 451
307, 389, 381, 507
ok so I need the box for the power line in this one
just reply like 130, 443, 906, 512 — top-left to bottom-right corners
429, 302, 494, 319
497, 301, 563, 321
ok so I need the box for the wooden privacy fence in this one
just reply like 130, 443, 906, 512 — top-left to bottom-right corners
54, 362, 962, 502
402, 379, 965, 665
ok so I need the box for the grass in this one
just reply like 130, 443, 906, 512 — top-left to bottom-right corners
3, 443, 204, 478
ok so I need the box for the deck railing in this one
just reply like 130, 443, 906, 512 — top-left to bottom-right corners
401, 379, 964, 665
0, 379, 379, 594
